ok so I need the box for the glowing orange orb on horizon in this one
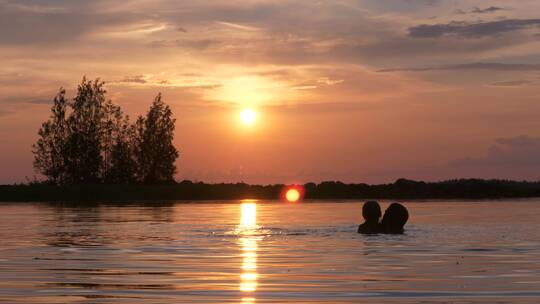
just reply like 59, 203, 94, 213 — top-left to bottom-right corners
285, 188, 300, 202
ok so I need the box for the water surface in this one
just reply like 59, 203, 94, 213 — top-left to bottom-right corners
0, 200, 539, 303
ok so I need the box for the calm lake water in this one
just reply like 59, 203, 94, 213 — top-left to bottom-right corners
0, 200, 539, 303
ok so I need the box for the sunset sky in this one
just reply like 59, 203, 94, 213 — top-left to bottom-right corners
1, 0, 540, 184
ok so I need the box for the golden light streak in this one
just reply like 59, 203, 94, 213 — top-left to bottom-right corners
240, 203, 257, 227
242, 297, 256, 304
238, 202, 258, 300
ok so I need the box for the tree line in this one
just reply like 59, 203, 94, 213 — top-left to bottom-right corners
32, 78, 179, 185
3, 179, 540, 202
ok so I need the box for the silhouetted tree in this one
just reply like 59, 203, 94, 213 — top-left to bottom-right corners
101, 100, 129, 182
32, 89, 69, 184
134, 93, 179, 183
107, 115, 137, 183
63, 78, 107, 183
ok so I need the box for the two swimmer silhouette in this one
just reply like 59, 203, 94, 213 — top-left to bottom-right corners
357, 201, 409, 234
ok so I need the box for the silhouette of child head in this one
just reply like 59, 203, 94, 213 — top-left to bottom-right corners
362, 201, 382, 222
381, 203, 409, 234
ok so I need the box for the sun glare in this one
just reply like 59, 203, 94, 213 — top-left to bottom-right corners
240, 109, 257, 125
240, 203, 257, 228
285, 188, 300, 203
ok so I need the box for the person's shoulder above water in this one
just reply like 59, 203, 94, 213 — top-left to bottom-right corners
381, 202, 409, 234
357, 200, 383, 234
357, 221, 382, 234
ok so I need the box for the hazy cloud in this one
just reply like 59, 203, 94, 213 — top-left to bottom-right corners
0, 1, 145, 45
489, 79, 534, 87
317, 77, 344, 85
378, 62, 540, 72
0, 1, 536, 67
117, 75, 147, 84
451, 136, 540, 168
109, 74, 222, 90
409, 19, 540, 38
455, 6, 506, 15
148, 39, 221, 50
471, 6, 505, 14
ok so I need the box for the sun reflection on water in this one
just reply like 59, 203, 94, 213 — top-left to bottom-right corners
238, 202, 258, 301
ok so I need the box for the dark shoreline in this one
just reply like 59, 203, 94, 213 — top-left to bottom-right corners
2, 178, 540, 202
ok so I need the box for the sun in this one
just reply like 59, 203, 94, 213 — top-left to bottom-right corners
240, 108, 257, 125
285, 188, 300, 203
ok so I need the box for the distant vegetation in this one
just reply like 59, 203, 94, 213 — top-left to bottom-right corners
2, 179, 540, 202
32, 78, 178, 185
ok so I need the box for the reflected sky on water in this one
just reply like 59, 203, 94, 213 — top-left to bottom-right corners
1, 200, 540, 303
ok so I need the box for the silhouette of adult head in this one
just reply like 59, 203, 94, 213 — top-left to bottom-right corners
381, 203, 409, 234
358, 201, 383, 234
362, 200, 382, 222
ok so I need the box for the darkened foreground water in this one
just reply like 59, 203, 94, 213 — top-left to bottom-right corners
1, 200, 539, 303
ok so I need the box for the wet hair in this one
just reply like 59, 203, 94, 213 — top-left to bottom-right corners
381, 203, 409, 234
362, 201, 382, 221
